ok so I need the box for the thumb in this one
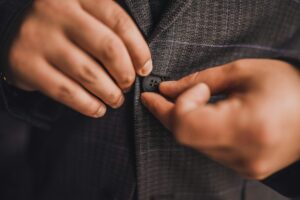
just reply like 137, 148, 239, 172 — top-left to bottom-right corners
175, 83, 211, 116
141, 92, 174, 130
160, 63, 241, 98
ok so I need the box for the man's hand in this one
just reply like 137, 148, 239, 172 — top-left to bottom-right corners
8, 0, 152, 118
142, 59, 300, 180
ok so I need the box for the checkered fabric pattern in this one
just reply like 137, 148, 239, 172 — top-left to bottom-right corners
0, 0, 300, 200
129, 0, 300, 199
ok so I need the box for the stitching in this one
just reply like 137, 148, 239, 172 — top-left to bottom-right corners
149, 0, 193, 43
154, 39, 300, 56
165, 24, 176, 74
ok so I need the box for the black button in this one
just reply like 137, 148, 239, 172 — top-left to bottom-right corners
142, 75, 170, 92
142, 75, 168, 92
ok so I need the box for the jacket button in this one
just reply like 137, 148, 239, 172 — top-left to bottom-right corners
142, 75, 162, 92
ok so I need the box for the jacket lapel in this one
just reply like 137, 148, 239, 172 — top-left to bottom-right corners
122, 0, 153, 37
122, 0, 193, 41
149, 0, 193, 43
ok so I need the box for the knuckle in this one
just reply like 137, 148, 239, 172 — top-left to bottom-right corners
244, 160, 269, 180
58, 49, 98, 85
190, 71, 202, 82
33, 0, 51, 10
118, 72, 135, 89
34, 0, 60, 14
225, 59, 252, 75
76, 64, 98, 84
54, 84, 76, 102
33, 0, 80, 29
112, 11, 132, 33
59, 46, 78, 62
102, 37, 122, 61
231, 60, 246, 70
222, 61, 242, 76
34, 0, 74, 16
19, 20, 40, 44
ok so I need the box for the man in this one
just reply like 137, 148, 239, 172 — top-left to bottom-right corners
0, 0, 299, 199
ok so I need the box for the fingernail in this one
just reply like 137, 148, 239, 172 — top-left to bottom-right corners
112, 95, 125, 109
94, 106, 106, 118
139, 59, 153, 76
197, 83, 209, 93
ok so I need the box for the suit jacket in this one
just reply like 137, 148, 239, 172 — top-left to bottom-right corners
0, 0, 300, 200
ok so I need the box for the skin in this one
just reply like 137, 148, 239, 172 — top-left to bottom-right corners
142, 59, 300, 180
7, 0, 299, 181
7, 0, 152, 118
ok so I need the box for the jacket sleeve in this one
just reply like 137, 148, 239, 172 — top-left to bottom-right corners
0, 0, 64, 130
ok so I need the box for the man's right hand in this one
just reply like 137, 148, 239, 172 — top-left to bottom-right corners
7, 0, 152, 118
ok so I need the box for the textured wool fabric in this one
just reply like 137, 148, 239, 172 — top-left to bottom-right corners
149, 0, 169, 26
0, 0, 300, 200
129, 0, 300, 199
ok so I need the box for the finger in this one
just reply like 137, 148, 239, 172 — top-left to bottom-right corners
65, 8, 135, 91
18, 57, 106, 118
160, 62, 243, 98
81, 0, 152, 76
47, 36, 124, 109
141, 92, 174, 130
175, 83, 210, 116
174, 98, 242, 149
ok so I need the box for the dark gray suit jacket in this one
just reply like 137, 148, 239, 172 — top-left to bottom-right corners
0, 0, 300, 200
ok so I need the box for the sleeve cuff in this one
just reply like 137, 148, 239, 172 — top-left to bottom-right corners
0, 0, 65, 129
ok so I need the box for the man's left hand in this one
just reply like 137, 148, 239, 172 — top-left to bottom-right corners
142, 59, 300, 180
